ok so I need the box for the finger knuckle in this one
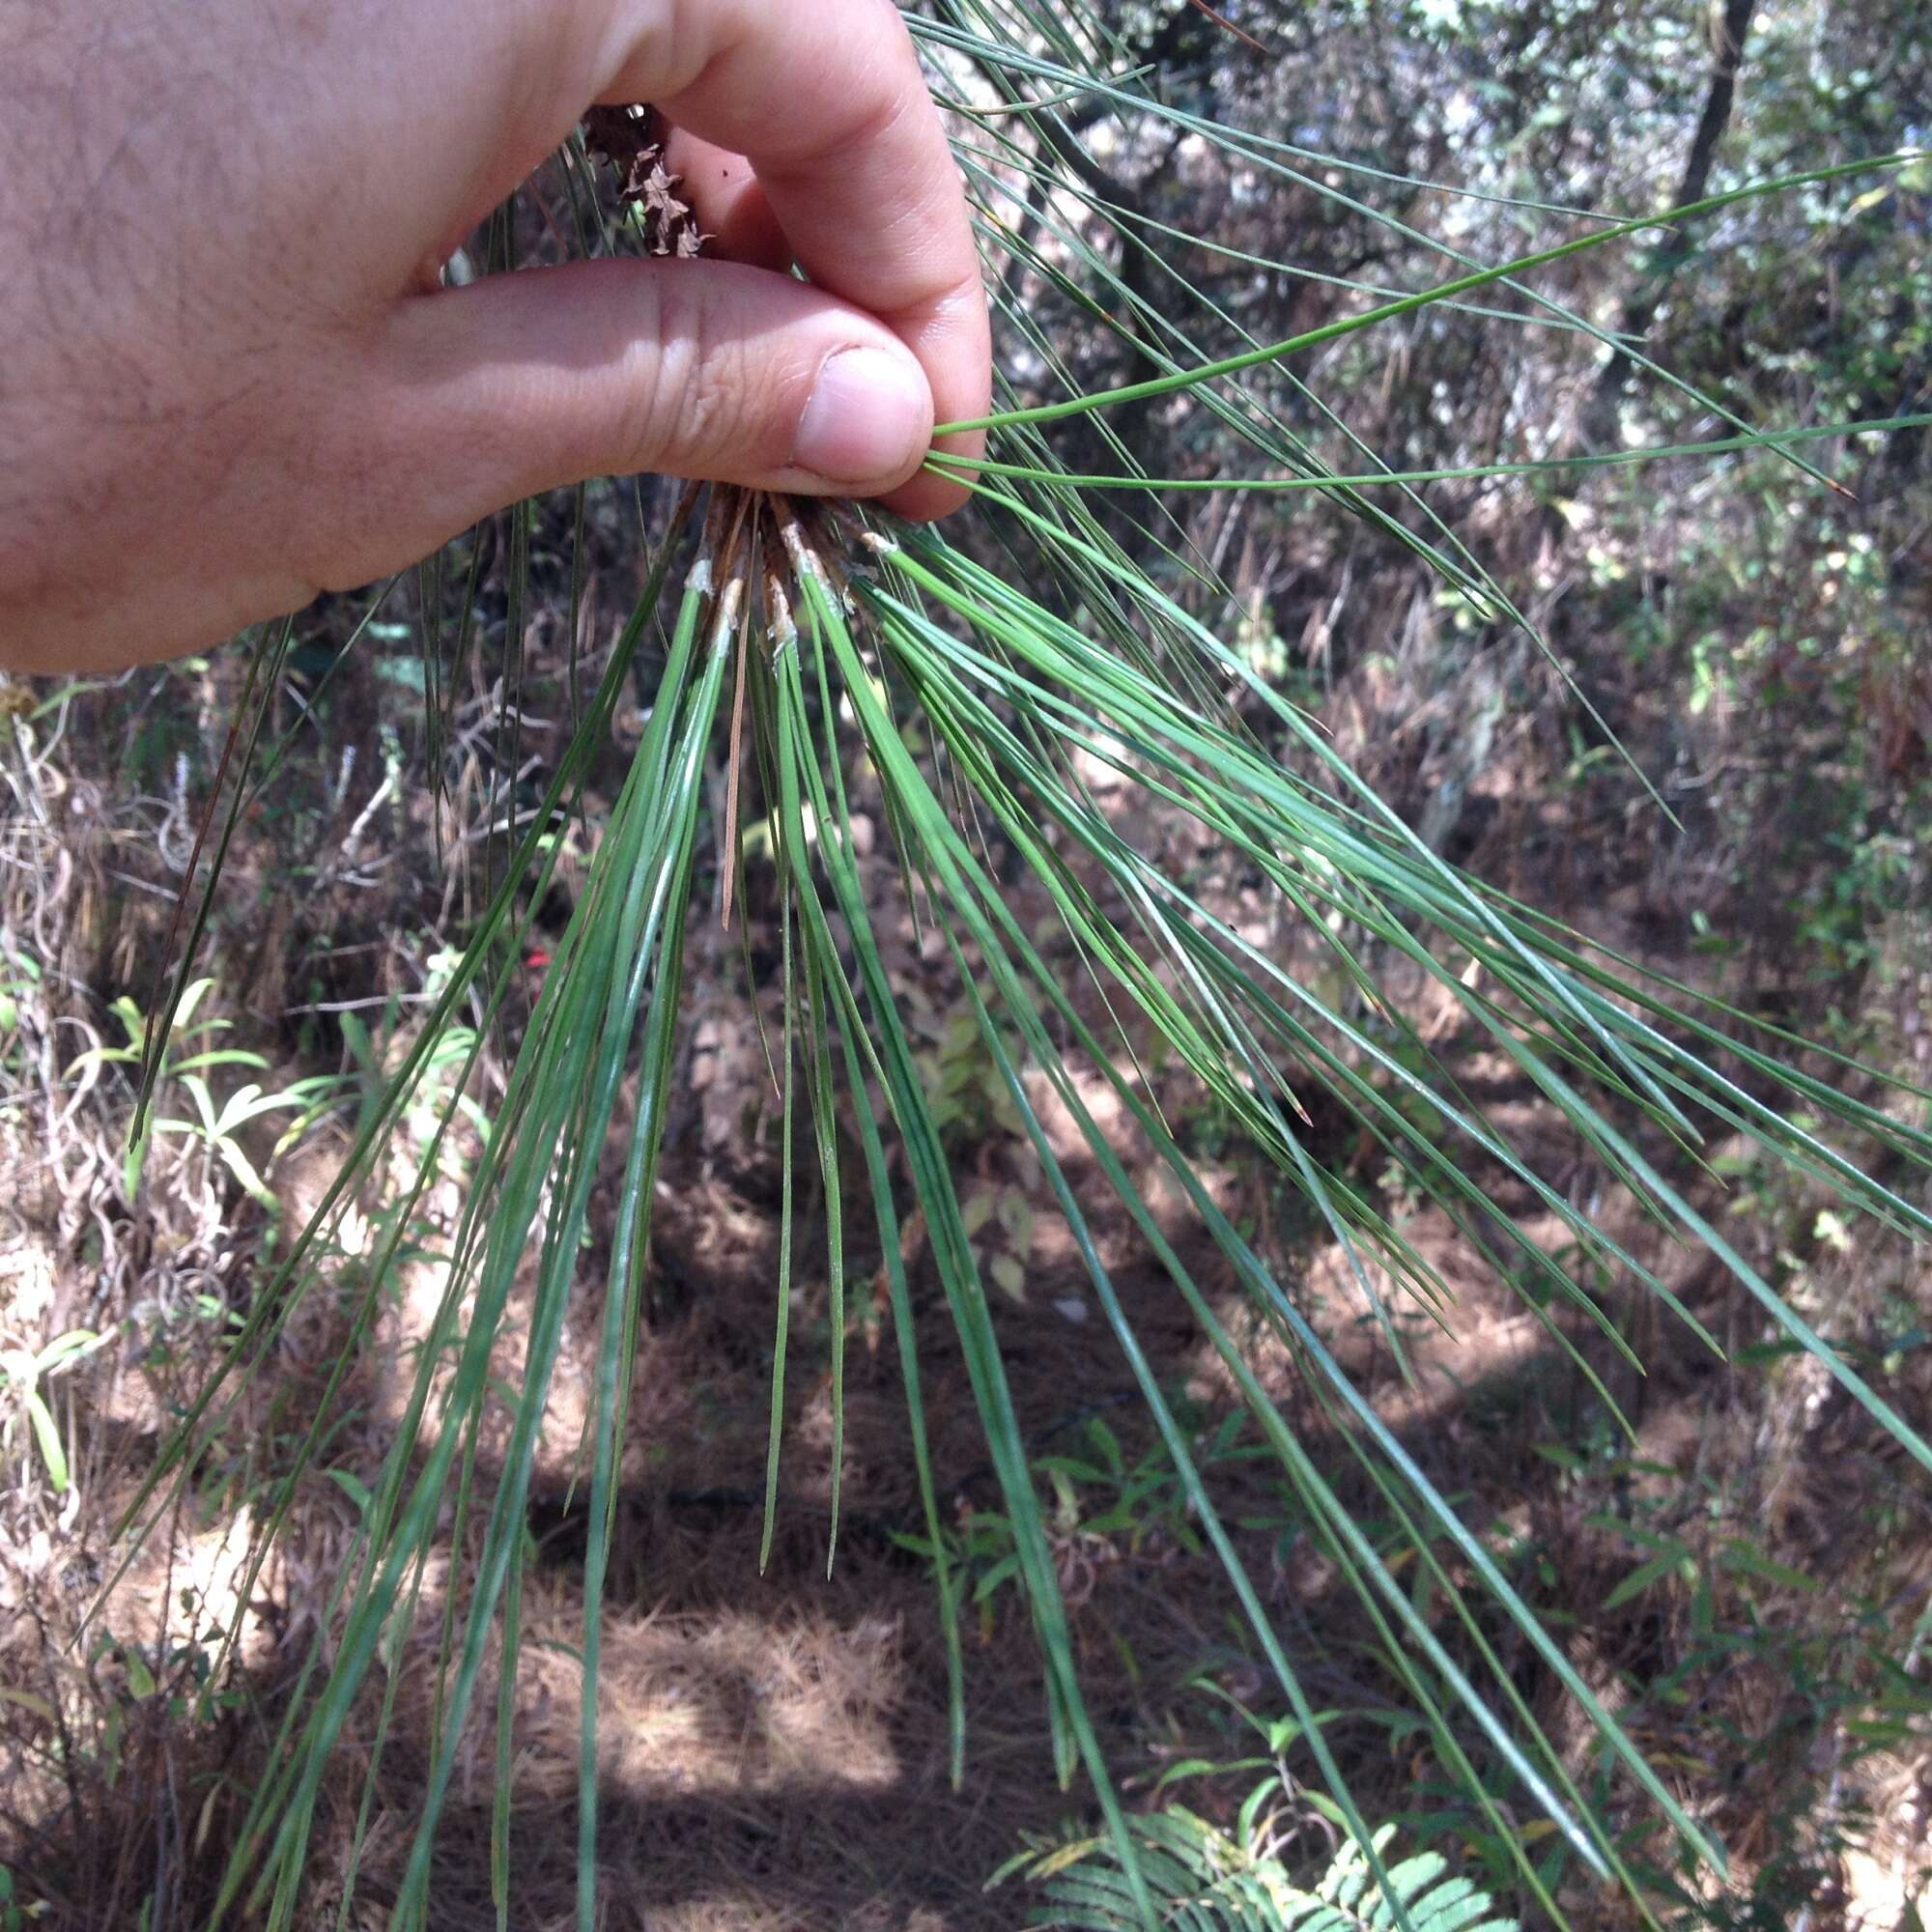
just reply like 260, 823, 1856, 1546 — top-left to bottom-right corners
628, 279, 761, 478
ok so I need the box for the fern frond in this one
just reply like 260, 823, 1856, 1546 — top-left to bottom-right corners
1018, 1814, 1519, 1932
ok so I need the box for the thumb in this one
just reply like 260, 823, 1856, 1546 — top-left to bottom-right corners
339, 258, 936, 571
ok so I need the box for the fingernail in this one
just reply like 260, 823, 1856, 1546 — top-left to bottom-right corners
791, 347, 929, 487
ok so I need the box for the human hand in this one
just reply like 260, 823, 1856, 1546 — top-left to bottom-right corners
0, 0, 989, 672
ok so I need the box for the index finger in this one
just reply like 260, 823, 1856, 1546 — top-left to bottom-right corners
601, 0, 989, 519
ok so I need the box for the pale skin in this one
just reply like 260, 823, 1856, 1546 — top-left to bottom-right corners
0, 0, 991, 674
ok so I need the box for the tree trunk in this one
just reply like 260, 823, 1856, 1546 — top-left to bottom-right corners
1579, 0, 1757, 447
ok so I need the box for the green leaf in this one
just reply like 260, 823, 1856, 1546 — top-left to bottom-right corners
1718, 1544, 1820, 1592
1603, 1553, 1692, 1610
325, 1469, 373, 1516
24, 1392, 67, 1493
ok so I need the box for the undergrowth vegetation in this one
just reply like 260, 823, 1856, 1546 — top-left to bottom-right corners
2, 3, 1930, 1929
